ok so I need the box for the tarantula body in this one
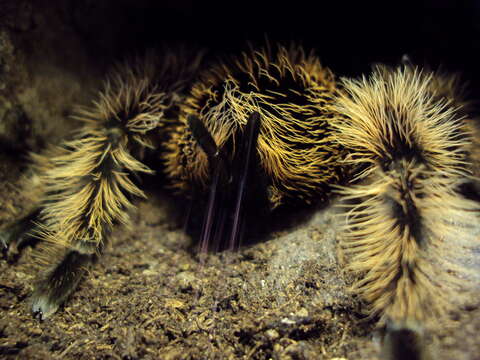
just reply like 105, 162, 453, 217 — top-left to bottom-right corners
164, 44, 345, 250
1, 43, 479, 360
333, 65, 480, 356
1, 44, 347, 317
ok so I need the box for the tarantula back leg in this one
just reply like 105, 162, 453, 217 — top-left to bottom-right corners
0, 209, 42, 260
0, 158, 53, 261
28, 124, 158, 319
0, 50, 203, 319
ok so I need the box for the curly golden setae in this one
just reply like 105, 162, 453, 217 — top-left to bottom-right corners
333, 65, 479, 326
165, 44, 345, 208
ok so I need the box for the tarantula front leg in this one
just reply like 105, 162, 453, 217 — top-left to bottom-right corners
22, 50, 204, 319
31, 240, 102, 319
28, 122, 157, 320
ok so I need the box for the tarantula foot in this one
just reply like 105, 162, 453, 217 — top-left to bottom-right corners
0, 227, 15, 250
0, 228, 20, 261
0, 230, 36, 262
31, 294, 60, 320
30, 250, 93, 319
0, 231, 9, 251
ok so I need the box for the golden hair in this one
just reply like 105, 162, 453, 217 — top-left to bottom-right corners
333, 65, 479, 324
164, 43, 345, 208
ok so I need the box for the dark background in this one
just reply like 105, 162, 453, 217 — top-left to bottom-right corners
68, 0, 480, 97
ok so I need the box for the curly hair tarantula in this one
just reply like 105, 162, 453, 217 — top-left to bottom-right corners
1, 43, 479, 359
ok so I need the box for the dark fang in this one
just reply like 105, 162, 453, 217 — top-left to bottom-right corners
187, 114, 220, 162
229, 111, 261, 249
188, 115, 226, 253
195, 112, 261, 253
199, 156, 225, 253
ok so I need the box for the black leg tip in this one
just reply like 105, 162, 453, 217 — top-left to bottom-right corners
0, 231, 11, 259
31, 295, 59, 320
0, 232, 10, 249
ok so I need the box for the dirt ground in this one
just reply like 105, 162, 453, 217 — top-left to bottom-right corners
0, 174, 374, 360
0, 160, 479, 360
0, 1, 480, 359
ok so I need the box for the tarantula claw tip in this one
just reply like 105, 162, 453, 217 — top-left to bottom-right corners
0, 234, 8, 250
31, 296, 58, 320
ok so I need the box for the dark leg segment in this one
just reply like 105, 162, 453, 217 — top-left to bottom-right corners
32, 248, 97, 320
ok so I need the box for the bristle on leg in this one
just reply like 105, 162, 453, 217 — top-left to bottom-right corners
27, 51, 202, 317
333, 65, 480, 358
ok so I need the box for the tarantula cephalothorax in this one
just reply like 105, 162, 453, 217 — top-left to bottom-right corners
1, 43, 480, 359
163, 44, 346, 251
